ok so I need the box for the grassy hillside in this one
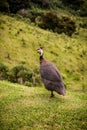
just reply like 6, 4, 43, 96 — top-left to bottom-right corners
0, 13, 87, 90
0, 80, 87, 130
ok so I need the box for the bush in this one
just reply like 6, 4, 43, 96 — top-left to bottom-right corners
0, 0, 10, 12
24, 81, 33, 87
31, 0, 50, 8
36, 11, 76, 36
35, 74, 42, 86
0, 63, 42, 86
79, 1, 87, 16
17, 9, 30, 18
61, 0, 84, 10
32, 67, 42, 86
61, 0, 87, 16
8, 0, 30, 13
50, 0, 64, 9
39, 11, 59, 30
9, 65, 32, 84
0, 63, 9, 80
33, 66, 40, 74
59, 16, 76, 36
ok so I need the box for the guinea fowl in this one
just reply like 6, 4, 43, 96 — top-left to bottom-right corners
37, 47, 66, 97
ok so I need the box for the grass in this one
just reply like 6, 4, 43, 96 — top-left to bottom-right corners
0, 13, 87, 90
0, 80, 87, 130
0, 13, 87, 129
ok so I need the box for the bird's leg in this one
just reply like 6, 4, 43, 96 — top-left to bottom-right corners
50, 91, 54, 98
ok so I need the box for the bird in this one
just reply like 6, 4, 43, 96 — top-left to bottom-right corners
37, 47, 66, 97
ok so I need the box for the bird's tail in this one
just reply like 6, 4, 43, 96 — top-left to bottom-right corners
56, 82, 66, 96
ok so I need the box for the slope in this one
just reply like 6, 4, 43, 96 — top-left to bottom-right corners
0, 13, 87, 90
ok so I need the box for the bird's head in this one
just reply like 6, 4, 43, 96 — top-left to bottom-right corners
37, 47, 43, 56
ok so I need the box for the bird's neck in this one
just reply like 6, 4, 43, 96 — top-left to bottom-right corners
40, 55, 44, 63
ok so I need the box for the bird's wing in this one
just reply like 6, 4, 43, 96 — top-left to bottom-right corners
40, 62, 62, 82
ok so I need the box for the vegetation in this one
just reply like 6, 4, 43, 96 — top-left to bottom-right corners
61, 0, 84, 10
0, 0, 87, 16
0, 1, 87, 129
0, 80, 87, 130
0, 62, 9, 80
0, 0, 10, 12
36, 11, 76, 36
0, 0, 87, 35
0, 13, 87, 90
8, 65, 32, 84
0, 62, 42, 86
61, 0, 87, 16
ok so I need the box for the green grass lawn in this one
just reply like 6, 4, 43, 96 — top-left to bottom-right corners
0, 80, 87, 130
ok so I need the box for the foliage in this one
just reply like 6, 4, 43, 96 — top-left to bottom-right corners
7, 0, 30, 13
0, 63, 9, 80
49, 0, 64, 9
24, 81, 33, 87
61, 0, 87, 16
36, 11, 76, 36
0, 62, 42, 86
0, 13, 87, 91
9, 65, 32, 84
17, 9, 30, 18
17, 9, 43, 23
0, 0, 9, 12
58, 16, 76, 36
0, 0, 87, 17
31, 0, 50, 8
61, 0, 84, 10
79, 0, 87, 16
37, 11, 59, 30
33, 66, 40, 74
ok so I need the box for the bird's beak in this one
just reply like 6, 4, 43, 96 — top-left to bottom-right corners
36, 49, 39, 52
36, 49, 40, 53
36, 48, 43, 56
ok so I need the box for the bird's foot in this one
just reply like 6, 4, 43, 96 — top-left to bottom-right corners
50, 92, 55, 98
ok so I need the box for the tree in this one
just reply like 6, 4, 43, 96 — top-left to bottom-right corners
32, 0, 50, 8
0, 0, 9, 12
61, 0, 84, 10
7, 0, 30, 13
36, 11, 76, 36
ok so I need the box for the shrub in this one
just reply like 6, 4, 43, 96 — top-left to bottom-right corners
9, 65, 32, 84
0, 63, 9, 80
24, 81, 33, 87
17, 9, 30, 18
36, 11, 76, 36
61, 0, 87, 16
28, 10, 43, 22
50, 0, 63, 9
61, 0, 84, 10
31, 0, 50, 8
59, 16, 76, 36
8, 70, 16, 83
8, 0, 30, 13
35, 74, 42, 86
40, 11, 59, 30
33, 66, 40, 74
79, 1, 87, 16
0, 0, 10, 12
